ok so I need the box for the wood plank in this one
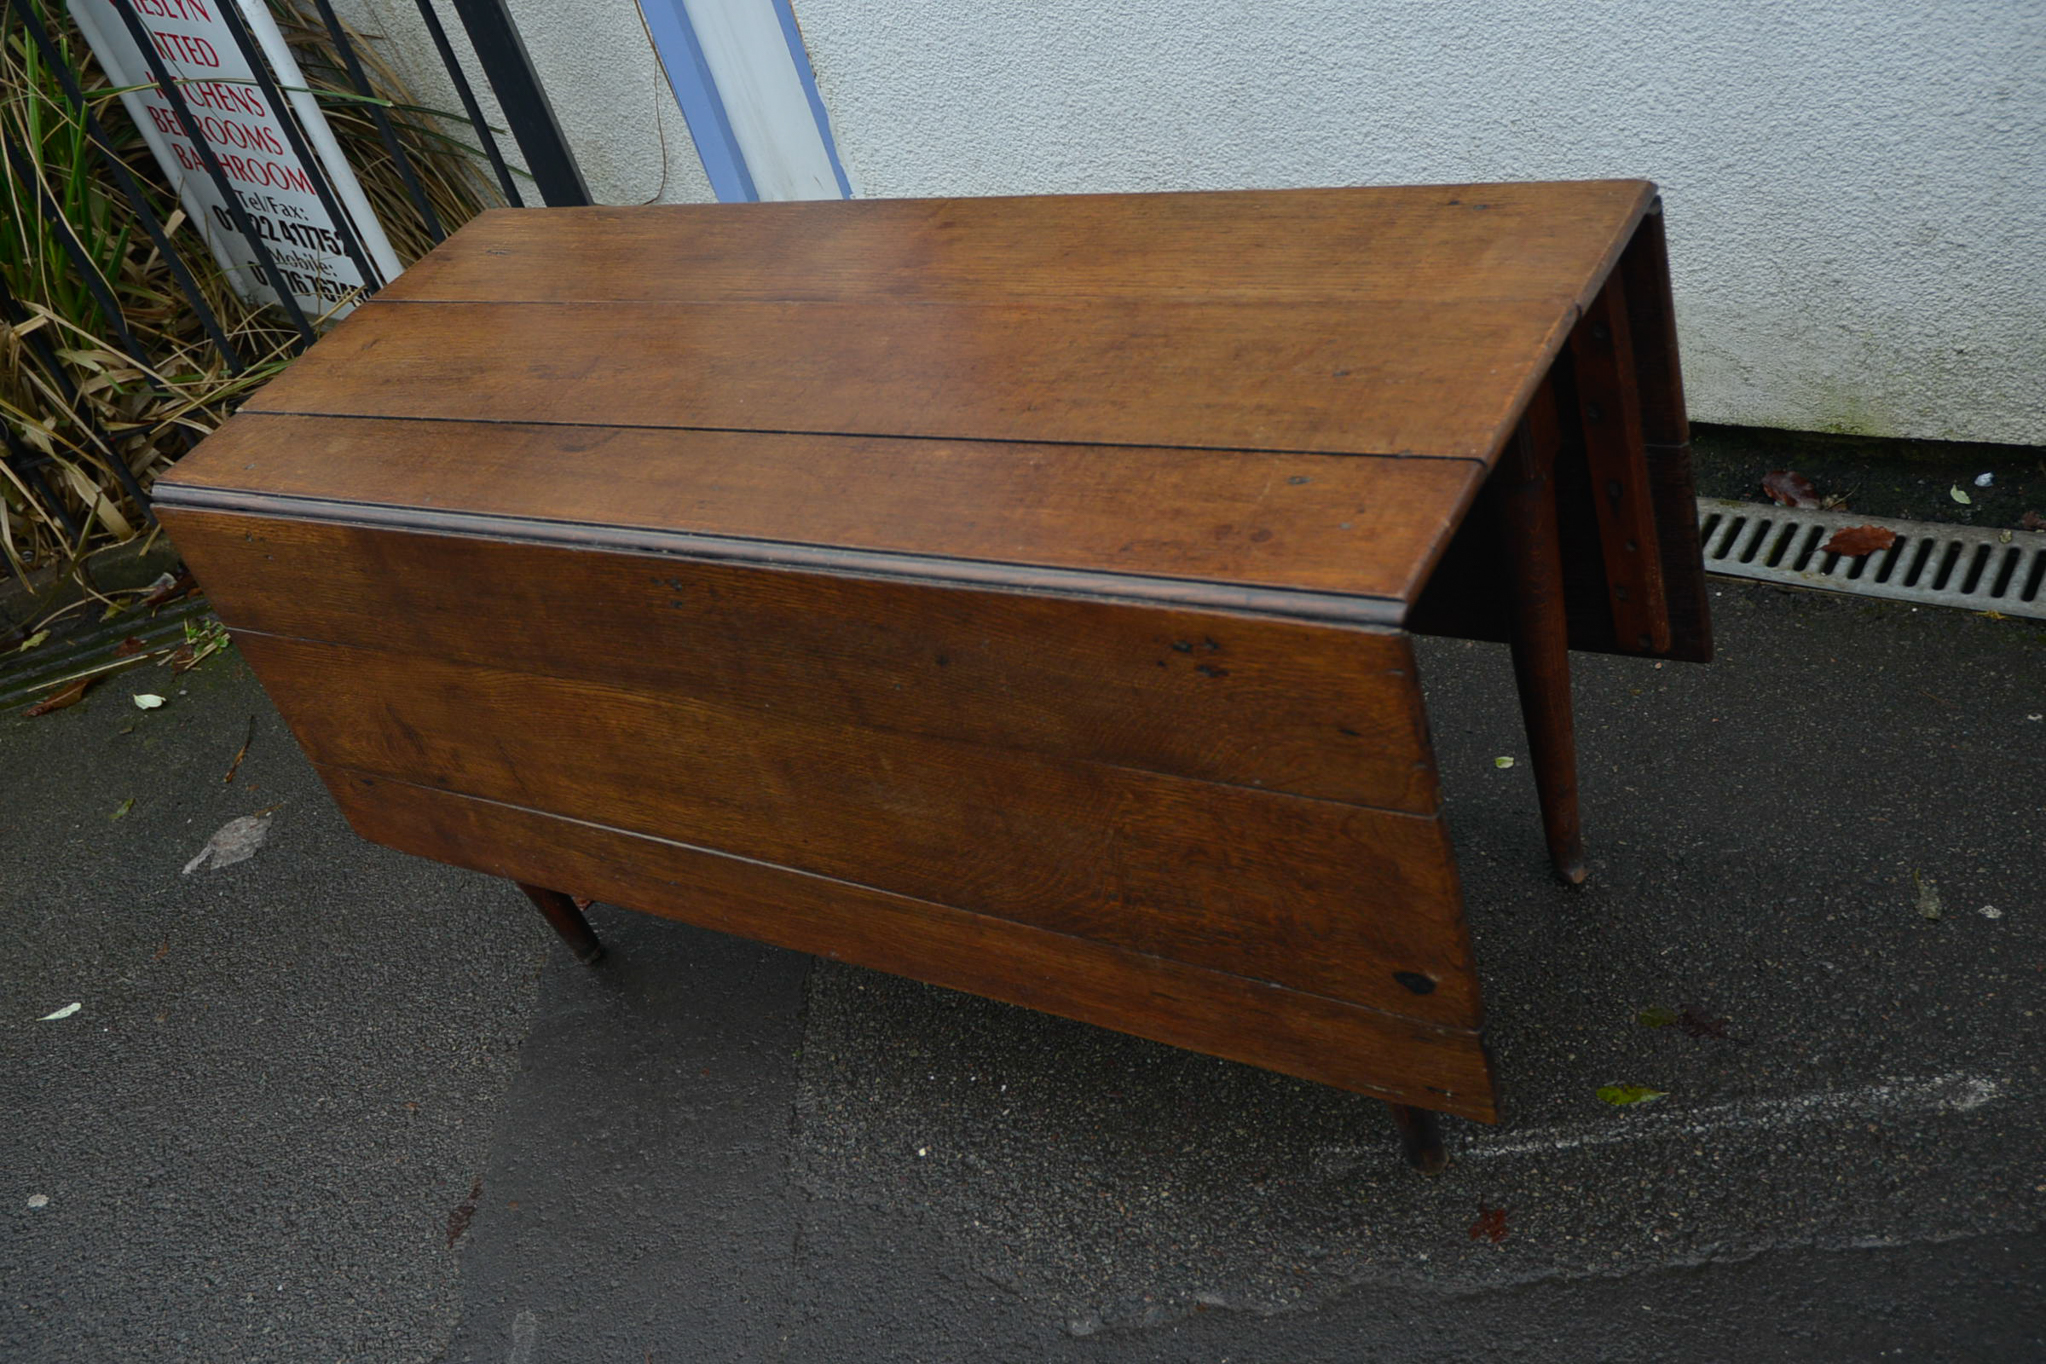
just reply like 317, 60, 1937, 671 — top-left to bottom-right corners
1646, 441, 1715, 664
321, 765, 1499, 1121
1410, 212, 1713, 669
1618, 201, 1691, 448
155, 414, 1481, 606
233, 631, 1482, 1026
1566, 275, 1671, 654
155, 509, 1444, 811
1619, 204, 1714, 663
378, 180, 1651, 311
239, 295, 1580, 462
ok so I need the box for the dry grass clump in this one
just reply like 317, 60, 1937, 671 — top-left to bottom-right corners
1, 0, 502, 580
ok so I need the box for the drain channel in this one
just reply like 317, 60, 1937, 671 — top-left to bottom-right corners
1697, 500, 2046, 619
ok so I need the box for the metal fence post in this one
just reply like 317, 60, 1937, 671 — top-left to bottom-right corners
444, 0, 590, 207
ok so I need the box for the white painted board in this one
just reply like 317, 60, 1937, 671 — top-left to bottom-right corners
67, 0, 402, 320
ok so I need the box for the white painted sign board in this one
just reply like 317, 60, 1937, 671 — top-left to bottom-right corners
66, 0, 402, 320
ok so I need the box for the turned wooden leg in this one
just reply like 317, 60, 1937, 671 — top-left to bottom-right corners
1386, 1102, 1448, 1174
515, 881, 605, 965
1497, 380, 1587, 885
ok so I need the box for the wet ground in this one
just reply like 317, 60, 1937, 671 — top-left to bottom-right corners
3, 539, 2043, 1361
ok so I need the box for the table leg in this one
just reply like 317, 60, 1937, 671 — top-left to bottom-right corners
1386, 1102, 1448, 1174
515, 881, 606, 964
1498, 381, 1587, 885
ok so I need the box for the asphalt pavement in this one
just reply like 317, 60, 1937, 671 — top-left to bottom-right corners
3, 573, 2042, 1362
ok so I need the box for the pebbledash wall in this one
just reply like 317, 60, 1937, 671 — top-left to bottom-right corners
351, 0, 2045, 446
338, 0, 713, 209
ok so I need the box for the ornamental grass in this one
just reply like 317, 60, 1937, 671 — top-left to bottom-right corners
1, 0, 502, 582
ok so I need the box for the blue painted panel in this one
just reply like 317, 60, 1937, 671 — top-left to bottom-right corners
638, 0, 757, 202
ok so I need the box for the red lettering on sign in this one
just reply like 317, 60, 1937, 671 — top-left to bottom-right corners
132, 0, 215, 21
184, 80, 267, 119
147, 28, 221, 67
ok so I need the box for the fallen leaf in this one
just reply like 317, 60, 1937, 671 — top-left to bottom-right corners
133, 693, 164, 709
25, 677, 93, 716
182, 813, 272, 874
26, 1194, 48, 1209
164, 644, 197, 673
1636, 1005, 1678, 1028
100, 601, 126, 622
110, 798, 135, 821
39, 1002, 81, 1021
111, 636, 148, 659
152, 941, 171, 960
447, 1177, 484, 1249
223, 715, 255, 784
1913, 870, 1943, 921
1469, 1204, 1508, 1245
1823, 525, 1897, 557
1762, 470, 1820, 509
2023, 511, 2045, 532
140, 569, 196, 607
1974, 472, 1995, 488
1677, 1008, 1732, 1041
1950, 485, 1972, 505
18, 629, 50, 652
1596, 1084, 1666, 1107
1493, 756, 1516, 769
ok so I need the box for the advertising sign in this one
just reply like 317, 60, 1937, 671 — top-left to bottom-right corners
66, 0, 402, 320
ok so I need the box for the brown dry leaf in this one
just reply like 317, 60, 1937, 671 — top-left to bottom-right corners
1762, 470, 1821, 509
446, 1178, 483, 1249
111, 635, 148, 659
141, 570, 196, 608
1469, 1204, 1508, 1245
223, 716, 256, 784
1676, 1008, 1732, 1041
2023, 510, 2045, 533
1823, 525, 1898, 557
166, 644, 198, 674
25, 676, 93, 716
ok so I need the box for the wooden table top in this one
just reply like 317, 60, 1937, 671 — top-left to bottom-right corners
161, 180, 1659, 626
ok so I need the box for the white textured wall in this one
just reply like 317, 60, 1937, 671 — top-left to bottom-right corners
338, 0, 712, 208
791, 0, 2046, 444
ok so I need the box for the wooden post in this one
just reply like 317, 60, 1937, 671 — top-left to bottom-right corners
515, 882, 605, 964
1386, 1102, 1448, 1174
1497, 380, 1587, 884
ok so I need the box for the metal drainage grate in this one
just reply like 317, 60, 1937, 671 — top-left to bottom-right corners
1697, 500, 2046, 619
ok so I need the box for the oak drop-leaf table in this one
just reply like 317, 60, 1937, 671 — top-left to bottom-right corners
155, 180, 1711, 1171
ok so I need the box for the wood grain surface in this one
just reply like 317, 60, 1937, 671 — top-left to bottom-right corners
237, 295, 1575, 462
1567, 274, 1671, 654
157, 510, 1443, 812
157, 415, 1482, 607
1619, 203, 1713, 663
323, 765, 1499, 1121
236, 630, 1481, 1026
378, 181, 1648, 312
